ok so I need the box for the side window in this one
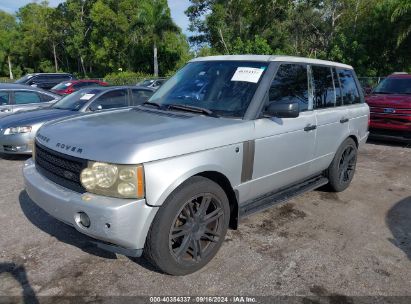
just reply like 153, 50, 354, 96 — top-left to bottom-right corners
14, 91, 42, 104
0, 92, 10, 105
92, 89, 128, 110
131, 89, 154, 106
268, 64, 309, 112
312, 66, 335, 109
40, 93, 56, 102
337, 69, 361, 105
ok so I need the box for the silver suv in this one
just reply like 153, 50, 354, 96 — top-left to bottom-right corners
23, 55, 369, 275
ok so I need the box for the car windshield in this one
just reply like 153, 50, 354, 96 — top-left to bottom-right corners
148, 61, 268, 118
373, 78, 411, 94
15, 74, 34, 84
52, 89, 100, 111
52, 82, 72, 90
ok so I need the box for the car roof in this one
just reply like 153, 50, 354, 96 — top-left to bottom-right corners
30, 72, 73, 76
190, 55, 353, 70
0, 83, 57, 92
387, 73, 411, 79
75, 85, 156, 93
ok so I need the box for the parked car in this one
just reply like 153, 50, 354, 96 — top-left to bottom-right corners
366, 73, 411, 142
0, 84, 60, 118
23, 55, 369, 275
137, 78, 167, 90
15, 73, 76, 90
50, 79, 109, 95
0, 86, 154, 154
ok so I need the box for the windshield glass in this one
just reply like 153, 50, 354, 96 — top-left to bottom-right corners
148, 61, 268, 118
52, 89, 100, 110
15, 74, 34, 84
52, 82, 72, 90
373, 78, 411, 94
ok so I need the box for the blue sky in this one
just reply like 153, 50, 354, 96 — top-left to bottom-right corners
0, 0, 191, 35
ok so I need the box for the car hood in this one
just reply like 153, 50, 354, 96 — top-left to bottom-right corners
36, 107, 253, 164
0, 108, 75, 129
366, 94, 411, 108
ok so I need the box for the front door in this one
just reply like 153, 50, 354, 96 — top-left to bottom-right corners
244, 63, 317, 202
0, 91, 12, 116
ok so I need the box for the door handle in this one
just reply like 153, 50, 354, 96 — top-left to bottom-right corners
340, 117, 349, 123
304, 124, 317, 132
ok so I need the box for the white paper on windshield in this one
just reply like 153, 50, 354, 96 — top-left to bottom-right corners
231, 67, 264, 83
80, 94, 95, 100
65, 82, 72, 87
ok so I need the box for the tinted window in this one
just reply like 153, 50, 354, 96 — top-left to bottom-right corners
52, 82, 72, 90
312, 66, 335, 108
337, 69, 361, 104
268, 64, 309, 112
14, 91, 41, 104
73, 82, 92, 89
0, 92, 10, 105
373, 78, 411, 94
52, 89, 102, 111
131, 89, 154, 106
92, 90, 128, 109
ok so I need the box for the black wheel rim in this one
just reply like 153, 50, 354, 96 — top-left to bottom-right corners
169, 193, 224, 264
338, 146, 356, 183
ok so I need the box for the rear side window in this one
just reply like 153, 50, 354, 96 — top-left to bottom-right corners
14, 91, 42, 104
131, 89, 154, 106
312, 66, 335, 109
0, 91, 10, 105
332, 68, 343, 106
40, 93, 56, 102
337, 69, 361, 104
92, 89, 128, 109
268, 64, 309, 112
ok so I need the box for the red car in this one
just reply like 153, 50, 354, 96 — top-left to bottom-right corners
50, 79, 109, 95
366, 73, 411, 142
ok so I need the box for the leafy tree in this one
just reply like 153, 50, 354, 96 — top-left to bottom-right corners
0, 11, 19, 78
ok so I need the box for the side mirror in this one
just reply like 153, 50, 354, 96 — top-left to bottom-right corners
90, 104, 103, 111
264, 100, 300, 118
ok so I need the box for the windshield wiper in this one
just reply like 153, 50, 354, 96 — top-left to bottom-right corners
167, 104, 215, 116
142, 101, 162, 109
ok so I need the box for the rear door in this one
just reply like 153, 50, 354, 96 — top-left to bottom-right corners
0, 91, 12, 115
337, 69, 369, 143
310, 65, 349, 174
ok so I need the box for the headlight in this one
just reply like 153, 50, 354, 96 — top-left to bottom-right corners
80, 162, 144, 199
4, 126, 32, 135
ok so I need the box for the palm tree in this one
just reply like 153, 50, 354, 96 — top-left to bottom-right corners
137, 0, 179, 76
391, 0, 411, 47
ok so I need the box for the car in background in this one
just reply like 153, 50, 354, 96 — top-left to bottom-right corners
0, 84, 60, 118
366, 73, 411, 142
0, 86, 155, 154
50, 79, 109, 95
15, 73, 76, 90
137, 78, 167, 90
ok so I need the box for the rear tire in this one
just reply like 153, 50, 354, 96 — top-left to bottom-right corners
144, 176, 230, 275
326, 138, 358, 192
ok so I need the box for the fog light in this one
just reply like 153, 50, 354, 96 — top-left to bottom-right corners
77, 212, 90, 228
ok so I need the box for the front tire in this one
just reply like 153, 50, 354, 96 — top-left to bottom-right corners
326, 138, 358, 192
144, 176, 230, 275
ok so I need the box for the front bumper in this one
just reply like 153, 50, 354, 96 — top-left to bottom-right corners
0, 132, 34, 154
23, 158, 158, 252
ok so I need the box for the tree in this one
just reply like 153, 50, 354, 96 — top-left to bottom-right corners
0, 11, 19, 79
136, 0, 179, 76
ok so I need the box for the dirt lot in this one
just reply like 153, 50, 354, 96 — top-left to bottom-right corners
0, 141, 410, 300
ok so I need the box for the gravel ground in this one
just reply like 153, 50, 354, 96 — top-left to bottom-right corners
0, 140, 410, 300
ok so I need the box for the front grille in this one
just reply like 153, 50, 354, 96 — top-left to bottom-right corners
35, 142, 88, 193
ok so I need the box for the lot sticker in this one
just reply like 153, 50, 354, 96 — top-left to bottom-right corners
231, 67, 264, 83
80, 93, 95, 100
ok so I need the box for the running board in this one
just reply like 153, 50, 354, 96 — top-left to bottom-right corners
239, 175, 329, 218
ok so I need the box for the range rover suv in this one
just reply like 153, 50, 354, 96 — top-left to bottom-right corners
23, 55, 369, 275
